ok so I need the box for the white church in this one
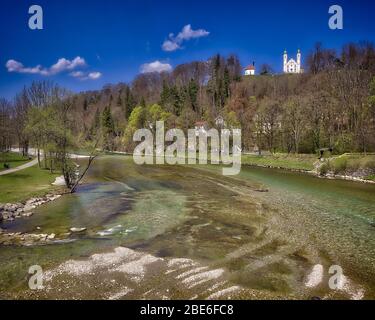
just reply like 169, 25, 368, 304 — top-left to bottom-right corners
244, 49, 303, 75
283, 49, 303, 74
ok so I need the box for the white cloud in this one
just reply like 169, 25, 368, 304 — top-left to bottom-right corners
70, 71, 102, 81
177, 24, 210, 41
87, 72, 102, 80
70, 71, 85, 78
49, 57, 86, 74
6, 56, 101, 80
162, 40, 180, 52
140, 60, 172, 73
6, 56, 87, 76
162, 24, 210, 52
6, 60, 46, 75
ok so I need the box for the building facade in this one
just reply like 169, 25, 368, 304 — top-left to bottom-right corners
283, 50, 302, 74
244, 63, 256, 76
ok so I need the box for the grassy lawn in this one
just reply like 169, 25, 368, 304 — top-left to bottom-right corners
0, 152, 32, 172
322, 153, 375, 177
242, 153, 317, 171
0, 165, 60, 203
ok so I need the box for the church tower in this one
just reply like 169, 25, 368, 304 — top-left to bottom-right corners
283, 50, 288, 73
296, 49, 301, 73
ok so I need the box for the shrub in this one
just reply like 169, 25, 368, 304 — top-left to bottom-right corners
362, 159, 375, 170
319, 162, 329, 176
347, 158, 360, 171
332, 157, 348, 174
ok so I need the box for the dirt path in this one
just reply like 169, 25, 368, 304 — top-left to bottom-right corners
0, 148, 89, 176
0, 158, 39, 176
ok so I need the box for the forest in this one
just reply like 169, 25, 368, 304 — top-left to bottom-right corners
1, 42, 375, 165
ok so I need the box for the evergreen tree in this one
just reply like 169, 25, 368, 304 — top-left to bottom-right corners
117, 91, 123, 107
101, 106, 115, 150
89, 108, 101, 140
160, 80, 170, 107
83, 98, 88, 111
223, 67, 230, 99
124, 86, 136, 120
187, 79, 199, 112
171, 85, 183, 116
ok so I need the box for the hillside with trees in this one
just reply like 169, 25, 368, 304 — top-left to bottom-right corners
1, 42, 375, 161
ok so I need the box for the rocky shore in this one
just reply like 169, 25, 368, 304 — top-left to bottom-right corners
0, 193, 69, 246
0, 227, 85, 246
0, 194, 62, 222
318, 172, 375, 184
0, 229, 58, 246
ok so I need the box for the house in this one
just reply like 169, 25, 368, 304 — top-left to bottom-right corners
244, 63, 256, 76
214, 116, 226, 129
194, 121, 208, 137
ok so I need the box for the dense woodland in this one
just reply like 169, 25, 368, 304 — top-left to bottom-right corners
1, 42, 375, 163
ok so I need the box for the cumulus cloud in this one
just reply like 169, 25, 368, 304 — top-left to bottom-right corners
70, 71, 85, 78
6, 60, 47, 75
162, 24, 210, 52
87, 72, 102, 80
49, 57, 86, 74
6, 56, 101, 80
140, 60, 172, 73
162, 40, 180, 52
6, 56, 87, 76
70, 71, 102, 81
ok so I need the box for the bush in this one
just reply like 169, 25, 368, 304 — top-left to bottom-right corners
332, 157, 348, 174
362, 159, 375, 170
347, 158, 360, 171
319, 162, 329, 176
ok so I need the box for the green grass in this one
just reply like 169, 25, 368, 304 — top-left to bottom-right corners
318, 154, 375, 176
0, 152, 32, 171
242, 153, 316, 171
0, 165, 60, 203
364, 174, 375, 181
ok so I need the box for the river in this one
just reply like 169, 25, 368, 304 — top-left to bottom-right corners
0, 155, 374, 299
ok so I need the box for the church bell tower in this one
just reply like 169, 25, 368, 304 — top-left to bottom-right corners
296, 49, 301, 73
283, 50, 288, 73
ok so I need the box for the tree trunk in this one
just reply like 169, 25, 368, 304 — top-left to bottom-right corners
37, 148, 41, 168
44, 148, 47, 169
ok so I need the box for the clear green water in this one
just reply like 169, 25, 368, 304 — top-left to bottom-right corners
0, 156, 374, 299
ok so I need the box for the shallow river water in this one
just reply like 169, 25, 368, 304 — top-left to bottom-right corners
0, 155, 374, 299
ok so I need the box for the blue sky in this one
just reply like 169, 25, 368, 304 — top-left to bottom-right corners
1, 0, 374, 99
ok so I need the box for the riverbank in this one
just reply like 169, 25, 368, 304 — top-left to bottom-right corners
0, 165, 61, 203
0, 193, 63, 222
0, 191, 70, 246
316, 154, 375, 182
242, 153, 375, 184
242, 153, 316, 171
